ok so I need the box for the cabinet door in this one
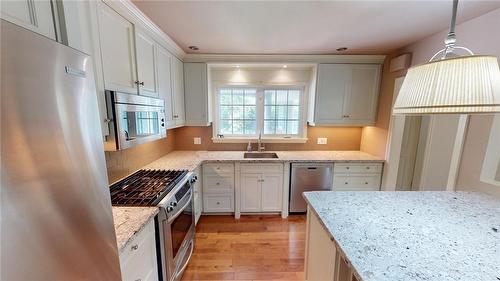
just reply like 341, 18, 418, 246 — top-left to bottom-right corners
97, 1, 137, 94
261, 173, 283, 211
135, 28, 158, 97
240, 173, 261, 212
314, 64, 349, 125
345, 65, 381, 124
171, 57, 185, 126
305, 210, 336, 281
184, 62, 208, 126
156, 45, 175, 128
1, 0, 55, 40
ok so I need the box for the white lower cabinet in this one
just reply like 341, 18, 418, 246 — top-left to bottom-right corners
119, 220, 158, 281
240, 164, 283, 213
332, 162, 383, 191
240, 173, 261, 212
202, 163, 234, 213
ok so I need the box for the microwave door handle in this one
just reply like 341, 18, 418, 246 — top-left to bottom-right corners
167, 191, 193, 223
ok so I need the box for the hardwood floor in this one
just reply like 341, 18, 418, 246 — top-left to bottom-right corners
181, 215, 306, 281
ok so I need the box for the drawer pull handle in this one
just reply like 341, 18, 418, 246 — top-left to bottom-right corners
344, 182, 348, 185
131, 244, 138, 251
216, 202, 220, 205
366, 167, 370, 169
365, 182, 368, 185
135, 279, 142, 281
216, 182, 220, 185
346, 167, 350, 170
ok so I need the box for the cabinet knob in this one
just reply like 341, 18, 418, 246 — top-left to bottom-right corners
216, 182, 220, 185
216, 202, 220, 205
365, 182, 369, 185
345, 182, 348, 185
366, 167, 370, 169
346, 167, 350, 170
131, 244, 138, 251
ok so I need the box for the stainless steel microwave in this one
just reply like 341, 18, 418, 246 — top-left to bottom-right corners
104, 90, 166, 151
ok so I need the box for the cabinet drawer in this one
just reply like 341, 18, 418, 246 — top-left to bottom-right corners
203, 174, 234, 193
334, 163, 382, 174
332, 174, 380, 191
119, 220, 158, 281
241, 163, 283, 174
203, 163, 234, 175
203, 194, 233, 212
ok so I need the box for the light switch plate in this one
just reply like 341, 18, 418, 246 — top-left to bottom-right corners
193, 137, 201, 145
317, 137, 327, 145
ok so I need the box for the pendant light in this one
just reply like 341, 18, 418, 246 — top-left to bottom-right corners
393, 0, 500, 115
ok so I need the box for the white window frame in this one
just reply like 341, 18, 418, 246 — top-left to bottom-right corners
212, 84, 308, 143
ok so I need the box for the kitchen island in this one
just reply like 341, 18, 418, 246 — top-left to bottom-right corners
303, 191, 500, 281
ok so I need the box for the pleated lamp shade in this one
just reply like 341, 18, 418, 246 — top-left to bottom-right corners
393, 55, 500, 114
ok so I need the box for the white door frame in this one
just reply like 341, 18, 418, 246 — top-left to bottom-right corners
381, 76, 405, 190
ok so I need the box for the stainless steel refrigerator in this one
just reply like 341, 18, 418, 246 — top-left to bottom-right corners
1, 20, 121, 280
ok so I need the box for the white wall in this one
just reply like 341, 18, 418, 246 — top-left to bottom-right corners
401, 8, 500, 197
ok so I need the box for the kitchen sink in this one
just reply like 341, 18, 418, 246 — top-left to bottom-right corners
243, 152, 279, 159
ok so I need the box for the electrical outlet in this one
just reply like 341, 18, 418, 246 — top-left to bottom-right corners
317, 137, 327, 145
193, 137, 201, 145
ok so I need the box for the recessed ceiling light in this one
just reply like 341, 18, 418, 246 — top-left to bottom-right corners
283, 65, 288, 68
188, 46, 199, 51
336, 47, 348, 52
235, 65, 240, 68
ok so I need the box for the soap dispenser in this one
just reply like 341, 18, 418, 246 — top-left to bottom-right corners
247, 141, 252, 152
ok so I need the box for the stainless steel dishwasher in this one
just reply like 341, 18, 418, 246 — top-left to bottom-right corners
290, 163, 333, 213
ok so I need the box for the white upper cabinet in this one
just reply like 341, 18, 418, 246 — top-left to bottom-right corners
314, 63, 381, 126
171, 57, 186, 126
184, 62, 209, 126
1, 0, 56, 40
156, 45, 175, 128
97, 1, 137, 94
135, 28, 158, 97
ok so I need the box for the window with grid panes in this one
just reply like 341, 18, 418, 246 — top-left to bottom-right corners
217, 87, 303, 139
219, 88, 257, 136
263, 89, 301, 135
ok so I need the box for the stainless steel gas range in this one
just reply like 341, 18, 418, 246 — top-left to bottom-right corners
110, 169, 198, 281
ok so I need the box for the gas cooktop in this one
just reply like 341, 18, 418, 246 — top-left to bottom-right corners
109, 169, 188, 206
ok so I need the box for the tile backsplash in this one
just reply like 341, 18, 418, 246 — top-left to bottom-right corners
105, 133, 175, 183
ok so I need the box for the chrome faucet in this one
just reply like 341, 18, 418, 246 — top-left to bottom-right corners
257, 131, 265, 152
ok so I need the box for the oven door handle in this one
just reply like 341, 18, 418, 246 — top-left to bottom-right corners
167, 190, 193, 223
174, 240, 194, 281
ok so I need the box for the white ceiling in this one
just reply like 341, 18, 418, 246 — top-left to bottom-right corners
132, 1, 500, 55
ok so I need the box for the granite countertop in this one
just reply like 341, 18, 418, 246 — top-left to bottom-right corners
143, 150, 384, 172
303, 191, 500, 281
112, 207, 159, 254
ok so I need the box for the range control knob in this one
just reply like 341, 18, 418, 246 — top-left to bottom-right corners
166, 206, 174, 213
190, 176, 198, 184
170, 201, 178, 207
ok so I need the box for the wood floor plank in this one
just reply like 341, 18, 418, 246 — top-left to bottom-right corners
181, 215, 306, 281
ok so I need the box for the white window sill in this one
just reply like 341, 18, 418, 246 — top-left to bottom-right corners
211, 137, 308, 144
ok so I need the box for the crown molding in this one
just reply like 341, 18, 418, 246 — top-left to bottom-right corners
184, 54, 386, 64
103, 0, 185, 59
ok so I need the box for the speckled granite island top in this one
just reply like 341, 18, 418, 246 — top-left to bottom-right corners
112, 207, 158, 253
143, 150, 383, 172
303, 191, 500, 281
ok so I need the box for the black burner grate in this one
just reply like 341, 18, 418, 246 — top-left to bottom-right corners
109, 169, 188, 206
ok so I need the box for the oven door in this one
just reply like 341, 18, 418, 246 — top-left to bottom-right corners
160, 186, 195, 281
115, 103, 166, 150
